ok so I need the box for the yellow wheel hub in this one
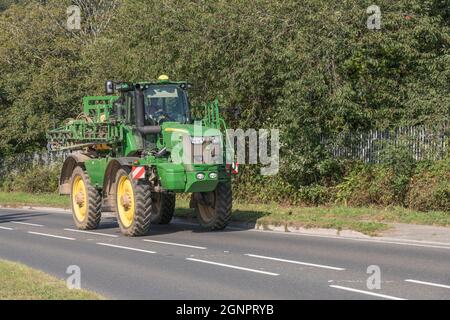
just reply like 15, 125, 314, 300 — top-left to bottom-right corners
117, 175, 135, 228
72, 175, 87, 222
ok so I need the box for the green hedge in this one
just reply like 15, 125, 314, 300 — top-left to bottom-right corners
1, 164, 60, 194
407, 159, 450, 212
335, 158, 449, 212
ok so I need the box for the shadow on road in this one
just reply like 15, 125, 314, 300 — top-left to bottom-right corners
0, 206, 268, 237
96, 207, 267, 237
0, 212, 48, 224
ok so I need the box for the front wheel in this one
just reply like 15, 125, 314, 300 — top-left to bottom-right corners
150, 192, 175, 224
193, 182, 232, 230
115, 168, 152, 236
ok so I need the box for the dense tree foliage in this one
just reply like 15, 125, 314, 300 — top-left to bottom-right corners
0, 0, 448, 192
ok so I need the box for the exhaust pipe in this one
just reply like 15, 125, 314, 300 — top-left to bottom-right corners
135, 84, 145, 127
137, 126, 161, 134
135, 84, 161, 135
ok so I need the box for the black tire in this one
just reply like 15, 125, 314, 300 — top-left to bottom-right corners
194, 181, 232, 230
115, 168, 152, 236
70, 166, 101, 230
150, 192, 175, 224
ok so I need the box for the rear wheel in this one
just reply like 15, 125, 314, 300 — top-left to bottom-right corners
70, 166, 101, 230
115, 168, 152, 236
193, 182, 232, 230
150, 192, 175, 224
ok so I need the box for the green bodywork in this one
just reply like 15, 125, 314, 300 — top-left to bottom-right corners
47, 79, 232, 194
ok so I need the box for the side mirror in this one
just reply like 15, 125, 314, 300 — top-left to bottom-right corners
105, 80, 115, 95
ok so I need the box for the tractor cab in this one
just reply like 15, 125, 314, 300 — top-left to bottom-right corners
106, 75, 191, 127
143, 83, 190, 125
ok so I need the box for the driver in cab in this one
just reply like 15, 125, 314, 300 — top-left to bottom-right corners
144, 85, 186, 124
146, 98, 160, 117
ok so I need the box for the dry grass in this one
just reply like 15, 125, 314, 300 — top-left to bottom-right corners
0, 259, 103, 300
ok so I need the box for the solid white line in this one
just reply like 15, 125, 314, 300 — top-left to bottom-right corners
97, 243, 156, 254
143, 239, 206, 250
245, 228, 450, 250
147, 219, 449, 251
64, 228, 118, 238
0, 226, 13, 230
11, 221, 44, 227
332, 238, 450, 250
28, 231, 75, 241
245, 253, 345, 271
380, 237, 450, 246
186, 258, 279, 276
330, 285, 406, 300
405, 279, 450, 289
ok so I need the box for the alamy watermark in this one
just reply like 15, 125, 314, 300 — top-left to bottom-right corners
367, 5, 381, 30
66, 265, 81, 289
170, 121, 280, 176
366, 265, 381, 290
66, 5, 81, 31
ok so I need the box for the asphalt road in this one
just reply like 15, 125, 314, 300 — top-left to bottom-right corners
0, 207, 449, 300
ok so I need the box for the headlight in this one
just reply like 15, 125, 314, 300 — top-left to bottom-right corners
190, 136, 204, 144
208, 172, 218, 179
196, 173, 205, 180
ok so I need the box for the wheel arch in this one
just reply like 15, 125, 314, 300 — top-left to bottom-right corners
59, 154, 92, 195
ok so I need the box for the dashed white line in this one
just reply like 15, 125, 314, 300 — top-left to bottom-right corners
27, 231, 75, 241
405, 279, 450, 289
0, 226, 13, 230
330, 285, 406, 300
186, 258, 279, 276
4, 209, 450, 251
244, 253, 345, 271
11, 221, 44, 227
64, 228, 118, 238
143, 239, 206, 250
97, 243, 156, 254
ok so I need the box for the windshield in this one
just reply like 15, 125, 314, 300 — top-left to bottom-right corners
143, 85, 189, 124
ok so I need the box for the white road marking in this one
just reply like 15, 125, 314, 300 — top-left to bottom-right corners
175, 217, 450, 251
245, 253, 345, 271
27, 231, 75, 241
186, 258, 279, 276
405, 279, 450, 289
11, 221, 44, 227
244, 228, 450, 250
64, 228, 118, 238
330, 285, 406, 300
143, 239, 206, 250
3, 208, 450, 250
0, 226, 13, 230
334, 239, 450, 250
97, 243, 156, 254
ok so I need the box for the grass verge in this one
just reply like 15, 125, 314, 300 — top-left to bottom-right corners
0, 192, 70, 208
0, 259, 102, 300
0, 192, 448, 236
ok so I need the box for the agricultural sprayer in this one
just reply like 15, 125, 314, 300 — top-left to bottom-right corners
47, 76, 234, 236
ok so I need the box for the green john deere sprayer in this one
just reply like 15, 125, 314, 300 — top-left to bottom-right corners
47, 75, 234, 236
